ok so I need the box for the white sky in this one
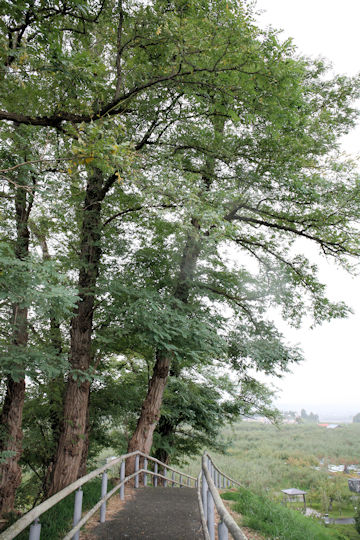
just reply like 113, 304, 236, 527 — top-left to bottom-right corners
253, 0, 360, 418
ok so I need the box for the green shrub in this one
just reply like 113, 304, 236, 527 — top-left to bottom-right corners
222, 488, 348, 540
355, 505, 360, 534
329, 524, 360, 539
15, 478, 104, 540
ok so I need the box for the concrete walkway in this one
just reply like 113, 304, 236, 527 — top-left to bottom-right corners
90, 487, 204, 539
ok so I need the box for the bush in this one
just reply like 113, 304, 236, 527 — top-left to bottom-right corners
355, 505, 360, 534
222, 488, 348, 540
14, 478, 104, 540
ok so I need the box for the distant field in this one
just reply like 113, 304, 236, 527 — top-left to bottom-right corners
185, 422, 360, 488
184, 422, 360, 538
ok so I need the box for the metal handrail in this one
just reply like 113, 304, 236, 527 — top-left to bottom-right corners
197, 471, 210, 540
64, 469, 196, 540
201, 453, 247, 540
207, 456, 242, 488
0, 450, 197, 540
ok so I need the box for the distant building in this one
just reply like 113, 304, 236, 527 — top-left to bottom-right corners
318, 423, 341, 429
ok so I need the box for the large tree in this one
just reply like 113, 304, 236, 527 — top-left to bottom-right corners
0, 126, 77, 514
1, 0, 280, 498
1, 0, 360, 508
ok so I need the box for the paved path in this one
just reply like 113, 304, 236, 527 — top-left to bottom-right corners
90, 487, 204, 539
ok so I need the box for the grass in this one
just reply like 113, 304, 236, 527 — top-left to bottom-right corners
329, 524, 360, 540
309, 501, 356, 519
183, 423, 360, 522
222, 487, 349, 540
11, 477, 105, 540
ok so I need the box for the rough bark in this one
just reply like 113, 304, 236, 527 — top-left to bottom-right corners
0, 182, 30, 516
126, 220, 201, 472
78, 387, 91, 478
128, 351, 171, 454
0, 377, 26, 515
47, 168, 110, 495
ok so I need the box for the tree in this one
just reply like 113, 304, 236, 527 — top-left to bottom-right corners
300, 409, 319, 423
1, 0, 360, 508
0, 124, 78, 514
153, 372, 278, 465
353, 413, 360, 423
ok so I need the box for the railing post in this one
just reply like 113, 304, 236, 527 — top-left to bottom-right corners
120, 460, 125, 500
144, 457, 148, 486
29, 518, 41, 540
135, 455, 140, 488
202, 470, 208, 521
179, 474, 182, 487
72, 488, 83, 540
207, 489, 215, 540
218, 520, 229, 540
187, 476, 190, 487
172, 471, 175, 487
154, 462, 158, 487
163, 467, 167, 487
100, 471, 108, 523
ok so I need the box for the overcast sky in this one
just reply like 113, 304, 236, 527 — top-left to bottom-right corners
253, 0, 360, 418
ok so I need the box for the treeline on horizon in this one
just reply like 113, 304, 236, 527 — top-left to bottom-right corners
1, 0, 360, 521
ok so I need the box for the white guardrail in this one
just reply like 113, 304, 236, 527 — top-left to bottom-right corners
1, 450, 246, 540
0, 450, 197, 540
199, 452, 248, 540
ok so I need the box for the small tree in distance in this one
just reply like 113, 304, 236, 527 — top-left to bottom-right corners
353, 413, 360, 423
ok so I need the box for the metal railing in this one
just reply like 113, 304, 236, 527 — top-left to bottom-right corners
0, 450, 197, 540
199, 452, 247, 540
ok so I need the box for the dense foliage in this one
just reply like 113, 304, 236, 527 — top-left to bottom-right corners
1, 0, 360, 522
222, 488, 348, 540
186, 422, 360, 538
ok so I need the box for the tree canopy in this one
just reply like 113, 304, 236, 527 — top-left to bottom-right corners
1, 0, 360, 518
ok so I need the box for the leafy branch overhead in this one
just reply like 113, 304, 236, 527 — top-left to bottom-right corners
1, 0, 360, 516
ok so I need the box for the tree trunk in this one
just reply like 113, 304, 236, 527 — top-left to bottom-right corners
127, 350, 171, 475
0, 377, 26, 515
126, 220, 201, 472
0, 182, 30, 516
154, 415, 175, 465
78, 388, 91, 478
47, 168, 108, 495
125, 115, 222, 466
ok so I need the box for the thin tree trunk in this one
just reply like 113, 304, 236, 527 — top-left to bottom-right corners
127, 220, 201, 473
31, 226, 66, 496
154, 415, 175, 465
0, 182, 31, 516
47, 168, 112, 495
126, 115, 224, 467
